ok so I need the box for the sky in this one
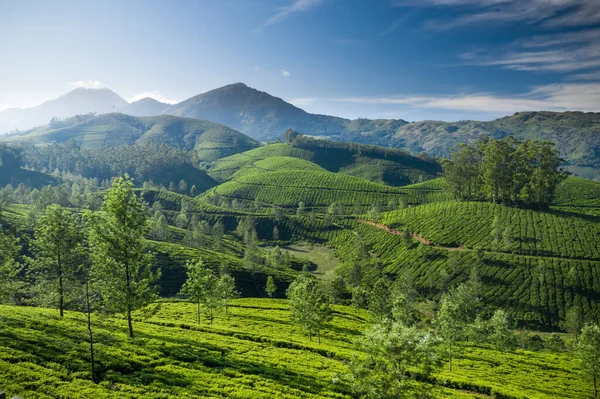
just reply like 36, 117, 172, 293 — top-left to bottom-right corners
0, 0, 599, 121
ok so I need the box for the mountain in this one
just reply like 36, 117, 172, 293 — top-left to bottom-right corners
121, 97, 169, 116
4, 113, 260, 161
162, 82, 353, 140
0, 88, 129, 133
4, 84, 600, 179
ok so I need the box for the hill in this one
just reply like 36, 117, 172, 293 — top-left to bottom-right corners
207, 140, 441, 186
3, 113, 260, 161
162, 83, 352, 141
0, 88, 128, 134
121, 98, 170, 117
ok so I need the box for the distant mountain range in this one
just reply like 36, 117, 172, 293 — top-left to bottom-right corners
2, 83, 600, 179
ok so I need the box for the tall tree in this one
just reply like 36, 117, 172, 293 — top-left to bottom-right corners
578, 324, 600, 398
490, 309, 516, 360
219, 273, 239, 315
565, 306, 585, 343
368, 278, 392, 322
30, 204, 82, 317
0, 227, 22, 304
87, 176, 159, 338
179, 259, 211, 324
265, 275, 277, 298
287, 275, 332, 343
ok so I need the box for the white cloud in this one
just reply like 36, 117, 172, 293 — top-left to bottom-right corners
458, 28, 600, 75
396, 0, 600, 30
68, 80, 105, 89
330, 83, 600, 114
281, 70, 291, 77
290, 97, 316, 106
263, 0, 321, 27
128, 91, 179, 104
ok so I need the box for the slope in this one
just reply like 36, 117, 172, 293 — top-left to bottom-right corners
4, 113, 260, 161
163, 83, 351, 141
208, 140, 441, 186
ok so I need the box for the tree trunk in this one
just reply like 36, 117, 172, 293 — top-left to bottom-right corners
58, 254, 64, 317
197, 301, 201, 324
318, 330, 321, 345
125, 259, 134, 338
449, 354, 453, 372
85, 281, 97, 383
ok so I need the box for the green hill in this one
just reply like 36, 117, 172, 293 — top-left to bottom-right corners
4, 113, 259, 161
208, 140, 441, 186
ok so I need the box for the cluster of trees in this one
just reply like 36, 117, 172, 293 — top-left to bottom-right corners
0, 144, 23, 168
443, 137, 567, 208
179, 259, 239, 324
20, 140, 198, 188
0, 176, 160, 382
0, 179, 103, 212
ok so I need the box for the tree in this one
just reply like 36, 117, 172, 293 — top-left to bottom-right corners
287, 275, 332, 343
284, 128, 300, 143
87, 176, 159, 338
29, 204, 82, 317
368, 278, 392, 322
296, 201, 306, 217
219, 273, 239, 315
180, 259, 221, 323
436, 293, 463, 371
578, 324, 600, 398
178, 179, 188, 193
0, 228, 22, 304
490, 309, 516, 360
190, 185, 198, 197
367, 203, 381, 222
265, 275, 277, 297
325, 274, 346, 304
565, 305, 584, 343
273, 225, 280, 241
168, 181, 176, 192
347, 322, 443, 399
149, 213, 171, 241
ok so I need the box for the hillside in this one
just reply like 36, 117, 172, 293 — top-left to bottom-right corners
121, 98, 169, 117
162, 83, 352, 141
208, 140, 441, 186
3, 113, 260, 161
0, 301, 589, 399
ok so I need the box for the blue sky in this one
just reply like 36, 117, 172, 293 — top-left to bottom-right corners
1, 0, 599, 121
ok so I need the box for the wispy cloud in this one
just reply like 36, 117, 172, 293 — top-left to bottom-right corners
395, 0, 600, 30
290, 97, 315, 106
128, 91, 179, 104
69, 80, 105, 89
281, 70, 291, 77
329, 83, 600, 114
263, 0, 322, 27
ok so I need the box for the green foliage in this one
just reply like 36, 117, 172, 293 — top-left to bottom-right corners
347, 322, 443, 399
443, 137, 567, 207
0, 227, 22, 304
87, 176, 159, 337
577, 324, 600, 398
490, 309, 516, 360
265, 275, 277, 298
287, 275, 332, 343
29, 204, 83, 316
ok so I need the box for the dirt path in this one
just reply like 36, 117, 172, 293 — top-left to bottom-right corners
358, 219, 466, 251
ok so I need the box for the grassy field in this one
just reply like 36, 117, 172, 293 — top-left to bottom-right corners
0, 300, 589, 399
